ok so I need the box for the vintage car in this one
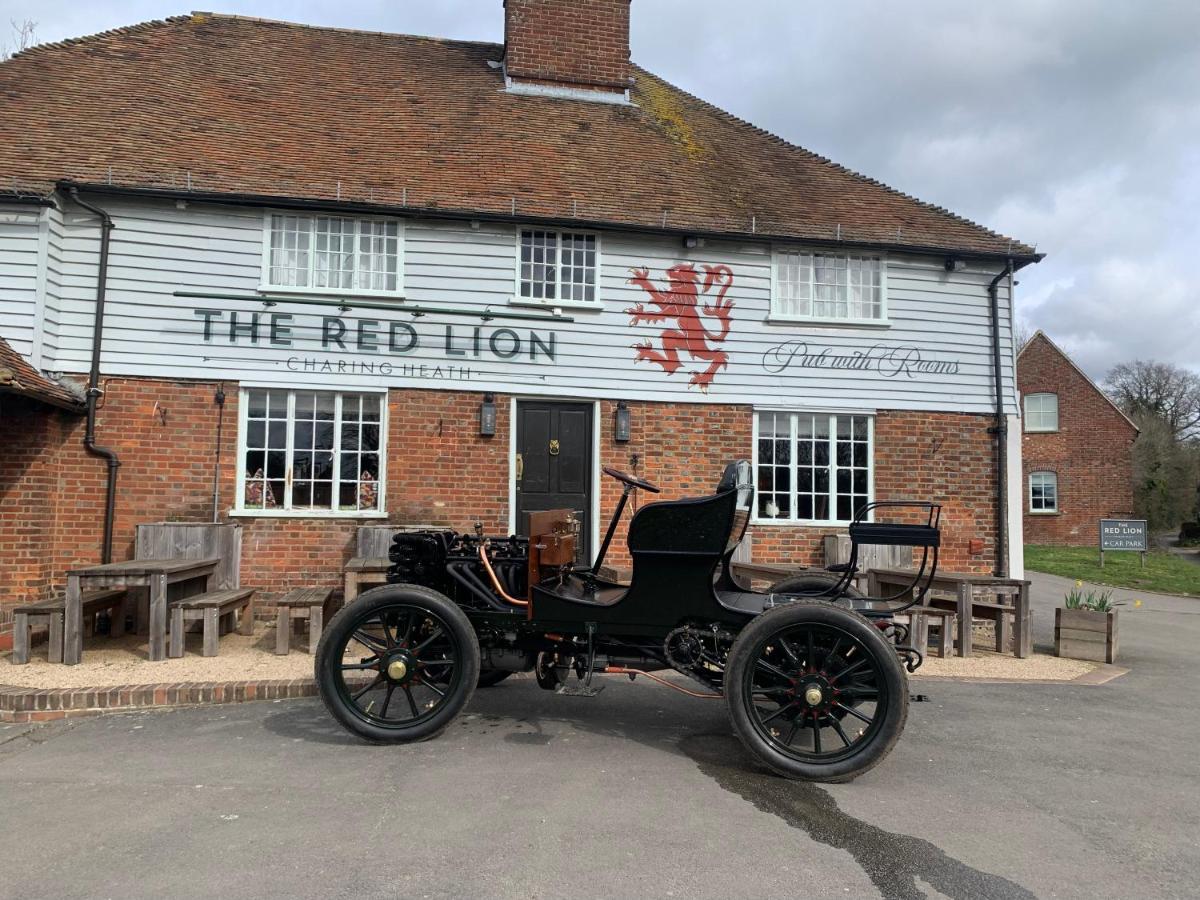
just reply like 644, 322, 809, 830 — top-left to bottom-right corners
315, 461, 941, 782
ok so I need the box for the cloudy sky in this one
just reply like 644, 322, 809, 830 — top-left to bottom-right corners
5, 0, 1197, 379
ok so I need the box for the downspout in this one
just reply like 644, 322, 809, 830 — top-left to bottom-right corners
988, 260, 1014, 578
69, 188, 121, 564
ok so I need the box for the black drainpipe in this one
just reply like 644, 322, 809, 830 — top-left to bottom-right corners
69, 188, 121, 564
988, 260, 1014, 578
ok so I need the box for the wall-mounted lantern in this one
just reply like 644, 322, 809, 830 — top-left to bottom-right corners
479, 393, 497, 436
613, 400, 632, 442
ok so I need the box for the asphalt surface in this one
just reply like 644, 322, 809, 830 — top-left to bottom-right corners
1, 573, 1198, 900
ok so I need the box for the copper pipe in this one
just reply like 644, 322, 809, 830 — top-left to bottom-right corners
479, 541, 529, 607
603, 666, 722, 699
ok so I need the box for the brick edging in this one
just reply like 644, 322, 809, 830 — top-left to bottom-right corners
0, 677, 321, 724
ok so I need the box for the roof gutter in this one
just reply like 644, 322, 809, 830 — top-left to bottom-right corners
0, 192, 57, 208
67, 187, 121, 565
59, 181, 1045, 268
988, 261, 1013, 578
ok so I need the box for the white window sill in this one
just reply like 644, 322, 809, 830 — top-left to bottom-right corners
1024, 428, 1060, 434
1028, 510, 1060, 516
257, 285, 405, 301
765, 315, 891, 329
229, 508, 390, 520
509, 296, 603, 313
750, 518, 855, 528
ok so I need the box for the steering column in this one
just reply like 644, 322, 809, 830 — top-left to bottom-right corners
590, 467, 660, 577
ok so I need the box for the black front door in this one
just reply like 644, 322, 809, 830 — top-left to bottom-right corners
515, 400, 592, 561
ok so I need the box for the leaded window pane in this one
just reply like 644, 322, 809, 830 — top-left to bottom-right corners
773, 251, 883, 321
754, 412, 873, 524
267, 215, 399, 294
240, 389, 386, 513
519, 229, 599, 304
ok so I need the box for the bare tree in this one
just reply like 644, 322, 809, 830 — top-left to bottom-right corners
1106, 360, 1200, 442
1013, 319, 1035, 353
1, 19, 37, 60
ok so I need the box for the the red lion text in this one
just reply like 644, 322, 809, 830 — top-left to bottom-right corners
625, 263, 735, 391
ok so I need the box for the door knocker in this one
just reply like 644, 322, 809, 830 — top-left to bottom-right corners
549, 439, 561, 456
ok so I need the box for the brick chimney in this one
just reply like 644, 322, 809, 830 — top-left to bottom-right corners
503, 0, 632, 98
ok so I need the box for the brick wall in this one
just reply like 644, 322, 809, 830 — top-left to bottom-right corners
0, 377, 1003, 635
0, 396, 75, 614
592, 401, 997, 574
504, 0, 631, 91
1018, 334, 1137, 545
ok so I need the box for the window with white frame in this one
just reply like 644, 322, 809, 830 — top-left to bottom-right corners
772, 250, 885, 322
239, 389, 384, 514
755, 411, 873, 523
265, 214, 401, 293
1029, 472, 1058, 513
517, 229, 598, 304
1024, 392, 1059, 432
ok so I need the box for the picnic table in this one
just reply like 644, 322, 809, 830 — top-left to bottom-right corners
63, 558, 219, 664
343, 557, 390, 605
867, 566, 1032, 658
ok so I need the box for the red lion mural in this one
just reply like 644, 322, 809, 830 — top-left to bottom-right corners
625, 263, 735, 391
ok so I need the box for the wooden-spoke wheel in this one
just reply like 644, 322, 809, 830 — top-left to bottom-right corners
726, 600, 907, 782
316, 585, 479, 743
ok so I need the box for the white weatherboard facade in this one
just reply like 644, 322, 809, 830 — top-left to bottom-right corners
0, 196, 1018, 415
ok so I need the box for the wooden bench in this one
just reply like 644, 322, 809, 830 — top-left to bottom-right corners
343, 556, 390, 605
274, 587, 336, 655
11, 589, 127, 665
899, 606, 956, 659
168, 588, 255, 658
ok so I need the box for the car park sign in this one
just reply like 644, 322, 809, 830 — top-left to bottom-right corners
1099, 518, 1147, 567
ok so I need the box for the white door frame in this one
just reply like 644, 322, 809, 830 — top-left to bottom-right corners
508, 397, 602, 558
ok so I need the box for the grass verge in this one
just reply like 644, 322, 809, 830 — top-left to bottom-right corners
1025, 545, 1199, 597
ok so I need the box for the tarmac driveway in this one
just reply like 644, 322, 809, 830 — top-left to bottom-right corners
1, 573, 1197, 900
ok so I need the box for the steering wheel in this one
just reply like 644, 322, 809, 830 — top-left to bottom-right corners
602, 466, 661, 494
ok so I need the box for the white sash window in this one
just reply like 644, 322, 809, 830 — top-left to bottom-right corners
264, 214, 402, 295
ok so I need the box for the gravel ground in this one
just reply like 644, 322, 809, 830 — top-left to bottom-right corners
5, 627, 1097, 690
914, 649, 1096, 680
1, 625, 315, 688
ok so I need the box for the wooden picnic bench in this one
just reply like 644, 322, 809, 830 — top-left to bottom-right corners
274, 587, 336, 655
168, 588, 256, 658
63, 558, 220, 664
868, 567, 1032, 658
11, 589, 127, 665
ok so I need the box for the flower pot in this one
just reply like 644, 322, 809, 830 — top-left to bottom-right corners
1055, 608, 1118, 664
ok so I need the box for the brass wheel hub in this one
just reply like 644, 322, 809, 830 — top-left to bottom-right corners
804, 686, 824, 707
382, 649, 417, 685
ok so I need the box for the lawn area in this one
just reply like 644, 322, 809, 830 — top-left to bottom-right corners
1025, 545, 1200, 596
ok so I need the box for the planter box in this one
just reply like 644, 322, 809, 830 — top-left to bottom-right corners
1055, 607, 1118, 664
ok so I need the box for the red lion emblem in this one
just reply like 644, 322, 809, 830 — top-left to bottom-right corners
625, 263, 735, 391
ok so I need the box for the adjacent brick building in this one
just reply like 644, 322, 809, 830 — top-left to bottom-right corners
1017, 331, 1138, 545
0, 2, 1039, 642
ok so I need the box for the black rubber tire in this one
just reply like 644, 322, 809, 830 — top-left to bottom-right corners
769, 572, 864, 600
315, 584, 480, 744
477, 669, 513, 688
725, 599, 908, 783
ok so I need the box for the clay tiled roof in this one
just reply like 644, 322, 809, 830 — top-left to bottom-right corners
0, 13, 1037, 259
0, 337, 86, 411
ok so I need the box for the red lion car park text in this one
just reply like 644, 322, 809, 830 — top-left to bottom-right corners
0, 0, 1039, 638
